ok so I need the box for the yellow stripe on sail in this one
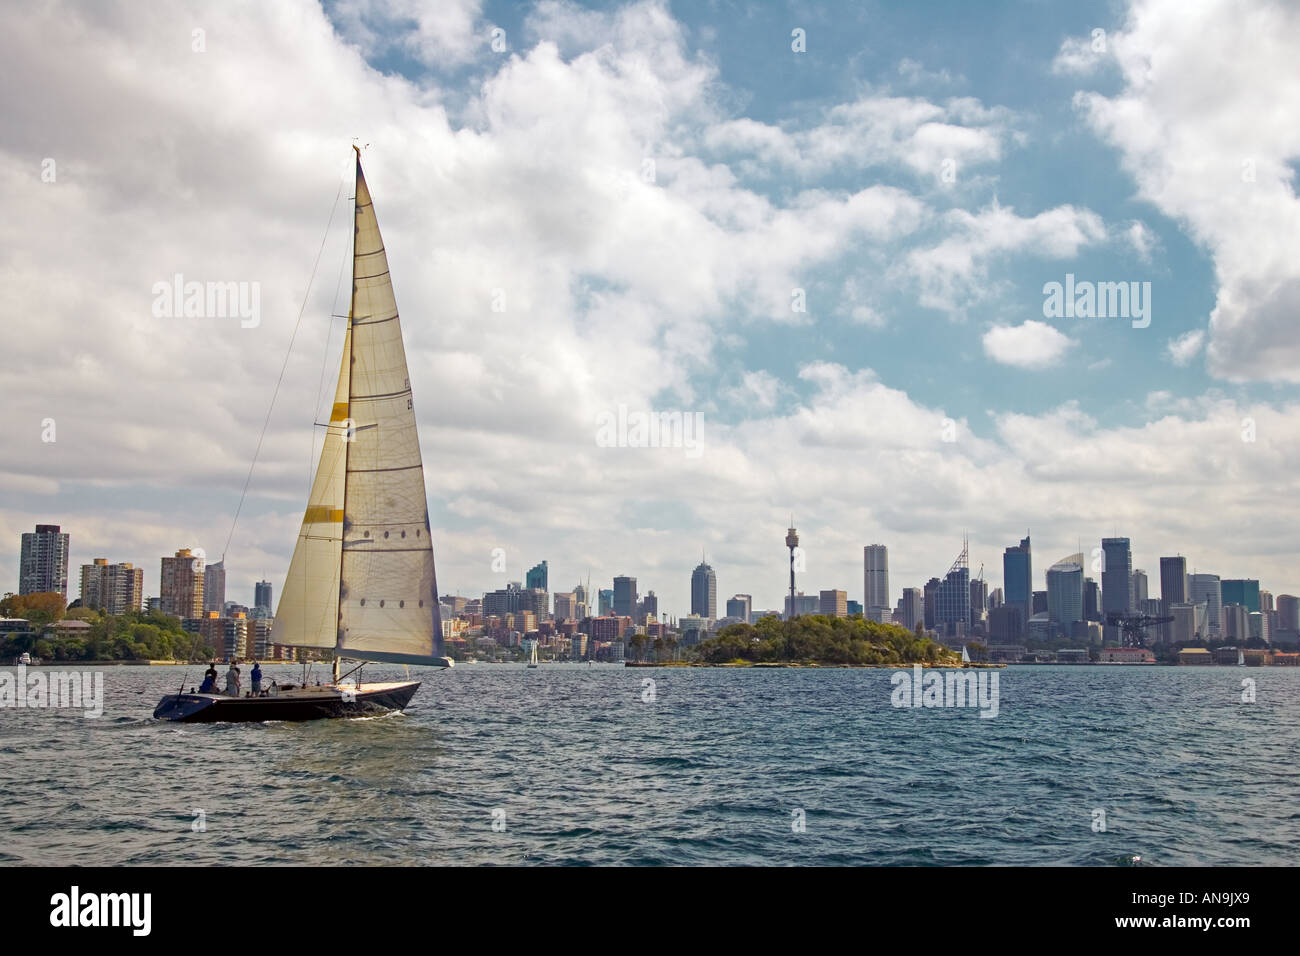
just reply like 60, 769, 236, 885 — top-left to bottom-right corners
303, 506, 344, 524
330, 402, 349, 422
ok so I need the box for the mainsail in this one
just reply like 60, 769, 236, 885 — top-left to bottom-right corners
272, 149, 444, 665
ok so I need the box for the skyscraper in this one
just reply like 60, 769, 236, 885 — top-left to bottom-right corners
923, 577, 941, 629
1132, 569, 1149, 605
690, 560, 717, 619
1047, 554, 1085, 629
901, 587, 924, 632
863, 544, 889, 616
598, 588, 614, 616
526, 560, 548, 592
79, 559, 143, 615
1188, 573, 1223, 638
819, 589, 847, 618
203, 560, 227, 613
639, 591, 659, 624
1002, 535, 1032, 626
1101, 538, 1133, 616
255, 580, 273, 613
19, 524, 70, 597
935, 542, 970, 636
726, 594, 752, 623
1083, 578, 1101, 622
1221, 579, 1261, 614
613, 576, 638, 619
160, 548, 204, 619
1160, 556, 1188, 612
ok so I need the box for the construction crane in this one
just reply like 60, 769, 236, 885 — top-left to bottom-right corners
1106, 612, 1174, 648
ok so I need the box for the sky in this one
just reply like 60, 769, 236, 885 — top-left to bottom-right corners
2, 0, 1299, 618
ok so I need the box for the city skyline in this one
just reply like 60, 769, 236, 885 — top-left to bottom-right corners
8, 518, 1293, 626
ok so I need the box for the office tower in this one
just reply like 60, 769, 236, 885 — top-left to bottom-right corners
785, 523, 799, 615
969, 577, 988, 629
935, 542, 970, 636
1188, 573, 1223, 638
1101, 538, 1133, 616
819, 589, 847, 618
203, 560, 227, 613
783, 592, 820, 618
598, 588, 614, 616
726, 594, 752, 623
1276, 595, 1299, 634
901, 587, 924, 632
1248, 611, 1269, 644
1002, 535, 1032, 626
553, 592, 576, 622
255, 580, 273, 613
848, 599, 864, 617
573, 583, 589, 619
613, 576, 637, 619
1046, 555, 1084, 629
988, 587, 1003, 609
691, 561, 717, 619
1032, 590, 1047, 614
19, 524, 70, 597
1169, 603, 1197, 643
1223, 603, 1249, 642
526, 560, 548, 592
160, 548, 205, 618
863, 544, 889, 617
1220, 579, 1260, 614
923, 578, 940, 629
520, 587, 548, 620
79, 559, 144, 614
1083, 578, 1100, 622
1260, 590, 1274, 613
1159, 556, 1188, 612
483, 582, 522, 619
640, 591, 659, 624
988, 605, 1023, 642
1132, 569, 1148, 606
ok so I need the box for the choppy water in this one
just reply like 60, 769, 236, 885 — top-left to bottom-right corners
1, 663, 1297, 865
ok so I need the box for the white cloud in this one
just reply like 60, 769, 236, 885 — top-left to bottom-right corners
1051, 31, 1111, 75
982, 321, 1077, 368
1166, 329, 1206, 367
1070, 0, 1300, 382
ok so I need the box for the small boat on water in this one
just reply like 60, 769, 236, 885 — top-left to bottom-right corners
155, 148, 452, 723
1238, 649, 1246, 666
527, 641, 539, 668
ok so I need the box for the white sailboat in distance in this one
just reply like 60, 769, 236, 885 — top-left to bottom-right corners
156, 148, 452, 722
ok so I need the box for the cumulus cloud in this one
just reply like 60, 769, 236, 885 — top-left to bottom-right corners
982, 321, 1077, 368
1166, 329, 1206, 367
1070, 0, 1300, 382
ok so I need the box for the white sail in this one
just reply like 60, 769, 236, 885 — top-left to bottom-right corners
336, 150, 444, 664
270, 327, 352, 650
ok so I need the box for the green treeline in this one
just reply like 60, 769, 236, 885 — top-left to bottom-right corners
1, 610, 213, 662
694, 614, 951, 665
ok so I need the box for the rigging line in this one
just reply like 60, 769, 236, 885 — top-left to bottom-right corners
221, 171, 348, 564
309, 194, 356, 498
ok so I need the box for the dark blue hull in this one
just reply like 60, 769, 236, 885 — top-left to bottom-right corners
153, 681, 420, 722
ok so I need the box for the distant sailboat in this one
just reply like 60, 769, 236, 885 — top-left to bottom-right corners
527, 641, 539, 668
961, 645, 971, 664
155, 148, 452, 722
1238, 649, 1246, 666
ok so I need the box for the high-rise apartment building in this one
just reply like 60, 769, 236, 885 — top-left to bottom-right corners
19, 524, 70, 597
79, 559, 144, 615
203, 560, 227, 613
160, 548, 204, 619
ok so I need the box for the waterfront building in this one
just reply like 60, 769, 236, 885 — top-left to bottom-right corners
79, 559, 144, 615
160, 548, 204, 619
19, 524, 70, 597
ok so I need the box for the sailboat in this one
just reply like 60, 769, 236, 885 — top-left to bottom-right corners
1238, 649, 1246, 666
961, 645, 971, 664
527, 641, 539, 668
155, 148, 452, 723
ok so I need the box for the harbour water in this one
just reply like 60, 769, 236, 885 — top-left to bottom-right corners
1, 663, 1297, 865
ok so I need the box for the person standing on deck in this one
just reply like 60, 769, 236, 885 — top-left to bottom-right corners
225, 659, 241, 696
251, 661, 263, 695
